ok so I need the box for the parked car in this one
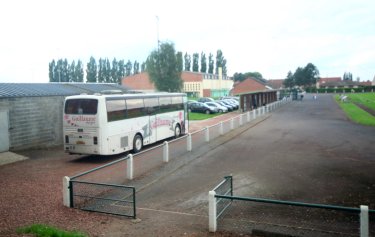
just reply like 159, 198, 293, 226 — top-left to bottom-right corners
220, 100, 238, 110
215, 100, 234, 111
223, 99, 239, 109
205, 102, 228, 113
189, 102, 218, 114
197, 97, 214, 103
220, 96, 239, 102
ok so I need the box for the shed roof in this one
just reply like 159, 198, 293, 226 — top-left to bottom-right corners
0, 83, 129, 98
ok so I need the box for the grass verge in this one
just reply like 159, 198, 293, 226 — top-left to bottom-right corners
17, 224, 87, 237
347, 93, 375, 111
335, 95, 375, 126
188, 112, 221, 120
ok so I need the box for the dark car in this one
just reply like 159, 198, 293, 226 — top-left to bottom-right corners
189, 102, 218, 114
197, 97, 214, 103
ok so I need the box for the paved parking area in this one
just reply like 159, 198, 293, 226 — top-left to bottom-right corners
109, 94, 375, 236
1, 94, 374, 236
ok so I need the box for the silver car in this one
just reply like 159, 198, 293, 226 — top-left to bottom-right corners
205, 102, 228, 113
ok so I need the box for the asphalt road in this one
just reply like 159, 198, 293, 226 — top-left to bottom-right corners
112, 93, 375, 236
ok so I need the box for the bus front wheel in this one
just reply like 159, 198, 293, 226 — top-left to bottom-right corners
133, 134, 143, 153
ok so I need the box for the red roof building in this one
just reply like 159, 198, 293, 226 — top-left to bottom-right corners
122, 70, 233, 97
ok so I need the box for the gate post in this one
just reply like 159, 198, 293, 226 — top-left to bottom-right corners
187, 133, 192, 151
63, 176, 71, 207
127, 154, 133, 180
163, 141, 169, 163
208, 190, 217, 232
205, 127, 210, 142
360, 205, 369, 237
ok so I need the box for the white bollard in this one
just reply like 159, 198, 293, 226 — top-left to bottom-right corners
239, 115, 243, 126
208, 190, 217, 232
187, 133, 192, 151
247, 111, 250, 122
230, 118, 234, 130
63, 176, 71, 207
205, 127, 210, 142
127, 154, 133, 180
220, 122, 224, 135
163, 141, 169, 163
360, 205, 369, 237
252, 110, 256, 120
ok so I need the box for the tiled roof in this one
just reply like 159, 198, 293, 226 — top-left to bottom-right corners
0, 83, 129, 98
232, 78, 273, 95
267, 79, 285, 89
318, 77, 342, 84
122, 72, 155, 90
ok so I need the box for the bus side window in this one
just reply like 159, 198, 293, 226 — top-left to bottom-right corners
144, 97, 159, 115
159, 97, 172, 113
172, 96, 183, 111
126, 99, 146, 119
106, 99, 126, 122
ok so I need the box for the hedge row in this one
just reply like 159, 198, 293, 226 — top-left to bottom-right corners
306, 86, 375, 93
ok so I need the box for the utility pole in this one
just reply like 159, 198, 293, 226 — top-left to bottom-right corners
156, 15, 160, 51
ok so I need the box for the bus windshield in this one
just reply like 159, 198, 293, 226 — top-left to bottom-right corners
65, 99, 98, 115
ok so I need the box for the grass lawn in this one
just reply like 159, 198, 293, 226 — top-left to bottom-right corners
188, 112, 221, 120
335, 95, 375, 126
347, 93, 375, 111
17, 224, 87, 237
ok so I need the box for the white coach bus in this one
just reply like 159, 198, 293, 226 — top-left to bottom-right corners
63, 92, 188, 155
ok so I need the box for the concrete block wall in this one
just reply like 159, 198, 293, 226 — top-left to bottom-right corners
0, 96, 65, 151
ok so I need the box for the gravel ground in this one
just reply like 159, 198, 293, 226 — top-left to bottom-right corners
0, 149, 118, 237
0, 112, 245, 237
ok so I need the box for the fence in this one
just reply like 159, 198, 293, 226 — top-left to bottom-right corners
209, 176, 374, 236
63, 98, 291, 217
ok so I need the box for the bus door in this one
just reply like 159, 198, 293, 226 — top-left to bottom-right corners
144, 98, 158, 144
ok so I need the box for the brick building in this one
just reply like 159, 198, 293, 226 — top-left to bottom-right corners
122, 69, 233, 98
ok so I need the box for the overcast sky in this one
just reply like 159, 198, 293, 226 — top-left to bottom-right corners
0, 0, 374, 83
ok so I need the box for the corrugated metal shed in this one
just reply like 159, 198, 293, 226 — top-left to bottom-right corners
0, 83, 130, 98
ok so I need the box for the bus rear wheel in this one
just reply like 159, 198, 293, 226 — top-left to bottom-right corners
133, 134, 143, 153
174, 124, 181, 138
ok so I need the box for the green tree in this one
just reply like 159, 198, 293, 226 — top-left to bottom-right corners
233, 71, 263, 82
86, 56, 97, 83
184, 53, 191, 71
176, 52, 183, 72
49, 60, 56, 82
302, 63, 319, 86
283, 71, 295, 88
192, 53, 199, 72
343, 72, 353, 81
118, 60, 125, 78
98, 58, 105, 83
141, 62, 146, 72
146, 41, 183, 92
111, 58, 119, 83
215, 49, 227, 75
208, 53, 214, 74
76, 60, 84, 82
133, 60, 140, 74
200, 52, 207, 73
125, 60, 132, 76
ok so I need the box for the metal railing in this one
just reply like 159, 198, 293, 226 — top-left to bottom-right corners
209, 176, 374, 236
70, 180, 136, 218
